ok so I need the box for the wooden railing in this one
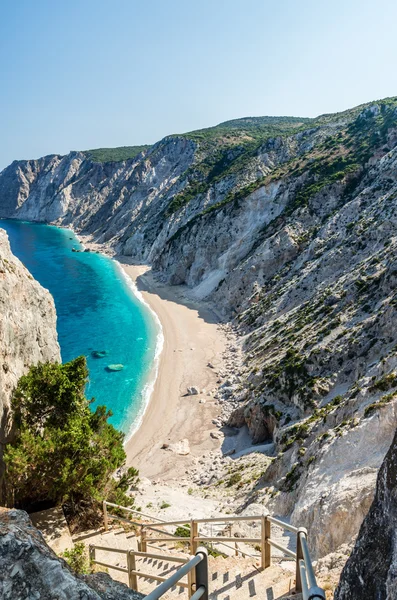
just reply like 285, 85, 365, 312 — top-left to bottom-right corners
102, 501, 325, 599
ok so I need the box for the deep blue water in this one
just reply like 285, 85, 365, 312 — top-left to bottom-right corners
0, 219, 159, 436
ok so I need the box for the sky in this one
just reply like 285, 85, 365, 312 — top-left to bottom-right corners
1, 0, 397, 170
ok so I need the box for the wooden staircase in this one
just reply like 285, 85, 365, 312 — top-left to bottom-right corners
75, 524, 300, 600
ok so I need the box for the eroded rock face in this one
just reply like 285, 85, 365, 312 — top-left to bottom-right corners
334, 428, 397, 599
0, 228, 60, 445
0, 508, 143, 600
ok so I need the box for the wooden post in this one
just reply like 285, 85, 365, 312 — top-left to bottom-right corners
261, 515, 271, 570
235, 541, 238, 557
103, 501, 108, 531
190, 519, 198, 554
128, 551, 138, 590
265, 516, 271, 568
187, 569, 195, 599
141, 527, 147, 552
296, 528, 305, 593
89, 545, 95, 568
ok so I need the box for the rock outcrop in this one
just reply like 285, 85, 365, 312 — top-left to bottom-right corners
0, 508, 143, 600
334, 428, 397, 599
0, 228, 60, 446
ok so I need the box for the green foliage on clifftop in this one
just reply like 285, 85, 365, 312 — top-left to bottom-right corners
4, 356, 138, 516
83, 145, 150, 163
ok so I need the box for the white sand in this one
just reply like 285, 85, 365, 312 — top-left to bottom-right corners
118, 261, 227, 481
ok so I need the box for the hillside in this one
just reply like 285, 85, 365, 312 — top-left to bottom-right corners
1, 96, 397, 563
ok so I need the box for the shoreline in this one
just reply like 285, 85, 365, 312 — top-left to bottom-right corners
115, 262, 165, 444
118, 260, 228, 481
78, 234, 231, 481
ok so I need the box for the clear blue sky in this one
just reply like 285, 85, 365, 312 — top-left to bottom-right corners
1, 0, 396, 170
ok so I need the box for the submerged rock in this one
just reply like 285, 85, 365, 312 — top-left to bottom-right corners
106, 364, 124, 372
92, 350, 108, 358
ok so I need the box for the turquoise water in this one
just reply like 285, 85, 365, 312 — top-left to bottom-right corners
0, 219, 159, 436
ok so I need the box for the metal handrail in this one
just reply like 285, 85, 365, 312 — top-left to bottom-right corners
297, 529, 325, 600
144, 548, 208, 600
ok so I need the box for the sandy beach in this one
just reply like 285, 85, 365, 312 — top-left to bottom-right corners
116, 259, 228, 482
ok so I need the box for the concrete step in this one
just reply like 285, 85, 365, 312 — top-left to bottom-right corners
30, 506, 74, 554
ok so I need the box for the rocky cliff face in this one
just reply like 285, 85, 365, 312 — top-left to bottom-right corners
0, 229, 60, 446
2, 99, 397, 558
334, 428, 397, 599
0, 508, 143, 600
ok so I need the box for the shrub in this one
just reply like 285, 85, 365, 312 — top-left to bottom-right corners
4, 357, 137, 517
369, 373, 397, 393
226, 473, 242, 487
175, 524, 190, 538
62, 543, 91, 574
364, 392, 396, 418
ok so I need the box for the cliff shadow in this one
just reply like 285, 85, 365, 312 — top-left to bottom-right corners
116, 257, 223, 326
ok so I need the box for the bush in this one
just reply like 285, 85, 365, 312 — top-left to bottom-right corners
4, 357, 137, 517
62, 543, 91, 574
369, 373, 397, 393
175, 524, 190, 538
226, 473, 242, 487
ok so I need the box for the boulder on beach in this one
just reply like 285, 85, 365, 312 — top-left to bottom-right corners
168, 439, 190, 455
106, 364, 124, 372
91, 350, 108, 358
187, 386, 199, 395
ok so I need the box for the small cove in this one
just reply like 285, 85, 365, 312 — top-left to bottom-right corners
1, 219, 160, 436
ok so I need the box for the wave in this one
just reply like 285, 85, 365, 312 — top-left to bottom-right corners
114, 261, 164, 443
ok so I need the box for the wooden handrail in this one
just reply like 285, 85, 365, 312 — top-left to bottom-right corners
101, 500, 325, 598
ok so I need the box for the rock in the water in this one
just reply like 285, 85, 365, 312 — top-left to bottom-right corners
334, 429, 397, 599
92, 350, 108, 358
106, 364, 124, 372
0, 508, 143, 599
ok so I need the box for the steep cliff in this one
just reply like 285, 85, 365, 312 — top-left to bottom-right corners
0, 228, 60, 445
2, 98, 397, 558
0, 508, 143, 599
334, 428, 397, 599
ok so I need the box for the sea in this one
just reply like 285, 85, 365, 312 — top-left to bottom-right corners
0, 219, 161, 438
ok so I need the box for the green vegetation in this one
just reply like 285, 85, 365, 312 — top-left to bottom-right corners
83, 145, 150, 163
284, 463, 301, 491
175, 524, 191, 538
166, 97, 397, 244
180, 116, 312, 147
364, 392, 396, 418
62, 543, 92, 575
4, 357, 138, 519
369, 372, 397, 392
160, 501, 171, 509
226, 472, 242, 487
